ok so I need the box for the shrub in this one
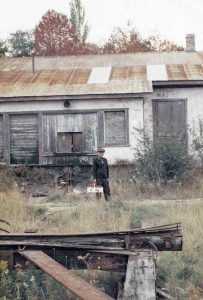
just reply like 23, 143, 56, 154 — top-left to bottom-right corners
191, 118, 203, 165
133, 127, 192, 184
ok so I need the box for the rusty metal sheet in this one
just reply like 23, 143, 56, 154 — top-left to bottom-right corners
0, 52, 203, 98
184, 64, 203, 80
0, 71, 20, 84
1, 52, 203, 70
68, 68, 91, 84
0, 76, 152, 97
166, 64, 187, 80
110, 66, 147, 81
21, 250, 113, 300
49, 70, 72, 85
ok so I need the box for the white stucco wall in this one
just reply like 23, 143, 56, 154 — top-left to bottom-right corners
153, 87, 203, 126
1, 87, 202, 164
144, 87, 203, 159
0, 98, 144, 164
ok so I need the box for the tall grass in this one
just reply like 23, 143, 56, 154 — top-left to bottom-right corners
0, 169, 203, 298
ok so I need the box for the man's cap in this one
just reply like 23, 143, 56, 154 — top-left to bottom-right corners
97, 148, 105, 153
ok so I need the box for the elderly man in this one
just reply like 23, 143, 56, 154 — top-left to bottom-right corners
93, 148, 111, 201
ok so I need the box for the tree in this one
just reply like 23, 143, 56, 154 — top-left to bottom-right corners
9, 30, 34, 57
146, 35, 184, 52
34, 10, 80, 56
0, 39, 8, 57
69, 0, 90, 44
101, 24, 151, 54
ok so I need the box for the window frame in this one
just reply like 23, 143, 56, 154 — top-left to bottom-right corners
102, 108, 129, 147
56, 131, 84, 154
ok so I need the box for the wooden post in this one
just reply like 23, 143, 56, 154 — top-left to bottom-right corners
123, 250, 156, 300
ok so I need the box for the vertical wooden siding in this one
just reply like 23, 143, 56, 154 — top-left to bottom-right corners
0, 115, 3, 159
43, 113, 97, 154
10, 114, 39, 164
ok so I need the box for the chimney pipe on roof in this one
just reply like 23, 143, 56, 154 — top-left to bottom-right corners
186, 34, 195, 52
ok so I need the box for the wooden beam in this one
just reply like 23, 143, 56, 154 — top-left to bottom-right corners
20, 250, 113, 300
123, 250, 157, 300
0, 223, 183, 252
3, 113, 10, 164
38, 112, 43, 165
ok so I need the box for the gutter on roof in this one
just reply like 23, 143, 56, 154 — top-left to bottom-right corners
153, 80, 203, 88
0, 93, 150, 103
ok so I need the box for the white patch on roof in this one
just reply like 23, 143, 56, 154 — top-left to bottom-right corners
88, 67, 112, 84
147, 64, 168, 81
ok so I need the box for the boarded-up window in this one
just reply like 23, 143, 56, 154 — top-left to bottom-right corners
43, 113, 97, 154
104, 111, 127, 145
153, 100, 186, 138
0, 115, 3, 159
10, 114, 39, 164
57, 132, 83, 153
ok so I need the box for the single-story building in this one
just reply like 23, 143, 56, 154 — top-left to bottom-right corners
0, 34, 203, 166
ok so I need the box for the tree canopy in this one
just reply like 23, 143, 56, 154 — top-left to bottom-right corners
147, 35, 184, 52
101, 25, 151, 54
69, 0, 90, 44
34, 10, 80, 56
0, 39, 8, 58
9, 30, 34, 57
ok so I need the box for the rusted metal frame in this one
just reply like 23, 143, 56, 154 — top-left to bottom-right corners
20, 250, 114, 300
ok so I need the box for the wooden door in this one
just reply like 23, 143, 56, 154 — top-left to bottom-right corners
153, 100, 187, 139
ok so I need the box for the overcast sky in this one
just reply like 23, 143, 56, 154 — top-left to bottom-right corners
0, 0, 202, 50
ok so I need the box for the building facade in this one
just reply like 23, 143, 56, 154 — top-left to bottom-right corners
0, 50, 203, 165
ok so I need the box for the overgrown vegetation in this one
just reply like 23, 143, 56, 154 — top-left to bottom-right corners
133, 127, 192, 185
0, 177, 203, 298
1, 123, 203, 298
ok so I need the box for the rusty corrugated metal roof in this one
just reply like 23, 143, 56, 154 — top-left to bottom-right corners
0, 51, 202, 70
0, 51, 203, 98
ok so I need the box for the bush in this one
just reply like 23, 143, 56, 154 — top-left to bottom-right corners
133, 128, 192, 184
191, 118, 203, 165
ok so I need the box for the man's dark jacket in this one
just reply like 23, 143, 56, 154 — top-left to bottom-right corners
93, 157, 109, 180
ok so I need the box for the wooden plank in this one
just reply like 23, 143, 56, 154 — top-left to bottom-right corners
0, 115, 3, 159
156, 288, 175, 300
3, 113, 10, 164
21, 250, 113, 300
57, 132, 73, 152
38, 112, 43, 164
10, 114, 39, 164
73, 132, 83, 152
83, 113, 97, 152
